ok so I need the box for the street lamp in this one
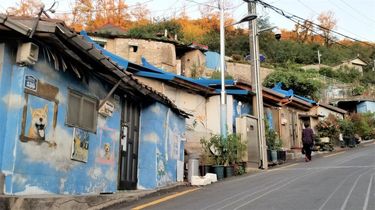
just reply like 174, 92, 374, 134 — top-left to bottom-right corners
219, 0, 257, 139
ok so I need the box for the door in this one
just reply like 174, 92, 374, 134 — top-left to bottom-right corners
290, 111, 298, 148
118, 97, 140, 190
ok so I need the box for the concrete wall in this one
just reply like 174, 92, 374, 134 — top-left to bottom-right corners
138, 103, 185, 189
317, 107, 345, 119
181, 50, 206, 77
104, 38, 177, 73
226, 62, 273, 83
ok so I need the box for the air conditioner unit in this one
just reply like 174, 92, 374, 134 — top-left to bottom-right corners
98, 100, 115, 117
16, 42, 39, 65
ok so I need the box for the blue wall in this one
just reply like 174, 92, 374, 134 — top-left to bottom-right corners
0, 43, 13, 169
1, 43, 121, 195
138, 103, 185, 189
357, 101, 375, 113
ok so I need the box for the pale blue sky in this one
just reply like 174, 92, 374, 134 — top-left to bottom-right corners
1, 0, 374, 42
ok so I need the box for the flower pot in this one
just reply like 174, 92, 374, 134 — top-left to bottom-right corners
225, 165, 234, 178
277, 150, 286, 163
212, 165, 224, 180
271, 150, 278, 164
201, 165, 212, 176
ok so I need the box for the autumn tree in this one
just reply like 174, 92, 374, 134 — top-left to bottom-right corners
70, 0, 132, 31
130, 3, 150, 27
317, 11, 337, 47
7, 0, 43, 17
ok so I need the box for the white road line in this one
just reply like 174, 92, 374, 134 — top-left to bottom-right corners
212, 176, 292, 210
318, 169, 365, 210
232, 169, 322, 210
362, 173, 374, 210
341, 171, 368, 210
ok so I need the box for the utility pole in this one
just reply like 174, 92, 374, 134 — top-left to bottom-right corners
318, 50, 321, 67
246, 0, 268, 169
219, 0, 227, 139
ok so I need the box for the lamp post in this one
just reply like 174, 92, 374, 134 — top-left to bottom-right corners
219, 0, 257, 139
244, 0, 268, 169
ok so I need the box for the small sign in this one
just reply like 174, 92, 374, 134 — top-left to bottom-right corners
25, 75, 38, 91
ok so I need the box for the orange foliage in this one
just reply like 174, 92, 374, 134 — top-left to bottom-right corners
317, 11, 337, 46
7, 0, 43, 17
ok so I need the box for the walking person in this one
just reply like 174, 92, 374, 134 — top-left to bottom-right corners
302, 122, 314, 162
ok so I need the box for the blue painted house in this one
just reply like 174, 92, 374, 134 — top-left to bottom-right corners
0, 15, 188, 195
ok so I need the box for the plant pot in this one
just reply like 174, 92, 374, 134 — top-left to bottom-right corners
277, 150, 286, 163
271, 150, 278, 164
212, 165, 224, 180
267, 149, 272, 163
225, 165, 234, 178
202, 165, 212, 176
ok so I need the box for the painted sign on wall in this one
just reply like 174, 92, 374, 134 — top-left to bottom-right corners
71, 127, 89, 162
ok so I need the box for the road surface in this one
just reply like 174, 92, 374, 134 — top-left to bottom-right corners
115, 142, 375, 210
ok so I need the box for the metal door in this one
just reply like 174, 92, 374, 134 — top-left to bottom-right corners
118, 98, 140, 190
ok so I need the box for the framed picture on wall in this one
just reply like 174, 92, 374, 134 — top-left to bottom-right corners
71, 127, 89, 163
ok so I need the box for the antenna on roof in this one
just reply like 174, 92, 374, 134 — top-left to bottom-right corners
29, 1, 58, 38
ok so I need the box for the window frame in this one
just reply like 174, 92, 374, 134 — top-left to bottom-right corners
66, 89, 98, 133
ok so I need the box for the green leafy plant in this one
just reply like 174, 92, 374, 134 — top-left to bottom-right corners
200, 133, 245, 166
265, 119, 282, 150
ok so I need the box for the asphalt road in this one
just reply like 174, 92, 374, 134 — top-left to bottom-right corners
120, 143, 375, 210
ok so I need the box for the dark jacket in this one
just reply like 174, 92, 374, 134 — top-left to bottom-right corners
302, 128, 314, 144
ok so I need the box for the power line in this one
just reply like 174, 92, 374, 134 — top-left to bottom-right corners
338, 0, 375, 25
255, 0, 375, 48
295, 0, 374, 43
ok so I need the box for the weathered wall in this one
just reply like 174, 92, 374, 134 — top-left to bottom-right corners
1, 43, 121, 195
104, 38, 177, 73
317, 107, 345, 119
138, 103, 185, 189
226, 63, 273, 83
181, 50, 206, 77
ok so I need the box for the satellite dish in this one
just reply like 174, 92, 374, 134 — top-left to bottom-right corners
210, 145, 220, 156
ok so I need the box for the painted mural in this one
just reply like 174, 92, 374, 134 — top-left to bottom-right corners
138, 103, 186, 189
71, 128, 89, 162
96, 126, 117, 164
20, 78, 58, 147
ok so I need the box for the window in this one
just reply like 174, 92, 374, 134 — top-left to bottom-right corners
67, 90, 98, 132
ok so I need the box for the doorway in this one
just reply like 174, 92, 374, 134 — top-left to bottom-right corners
118, 97, 140, 190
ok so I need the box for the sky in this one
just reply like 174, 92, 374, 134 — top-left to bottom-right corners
1, 0, 374, 42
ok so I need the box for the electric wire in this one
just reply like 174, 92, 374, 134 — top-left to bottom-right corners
338, 0, 375, 25
295, 0, 373, 43
255, 0, 375, 47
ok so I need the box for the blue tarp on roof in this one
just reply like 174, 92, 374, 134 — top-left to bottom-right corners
81, 32, 252, 96
271, 82, 316, 104
205, 51, 220, 71
80, 31, 129, 69
271, 82, 293, 97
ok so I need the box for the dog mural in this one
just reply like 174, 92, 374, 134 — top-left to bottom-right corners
71, 128, 89, 162
28, 104, 48, 141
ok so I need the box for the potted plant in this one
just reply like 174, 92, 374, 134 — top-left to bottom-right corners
200, 135, 226, 180
265, 121, 278, 165
225, 133, 246, 177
